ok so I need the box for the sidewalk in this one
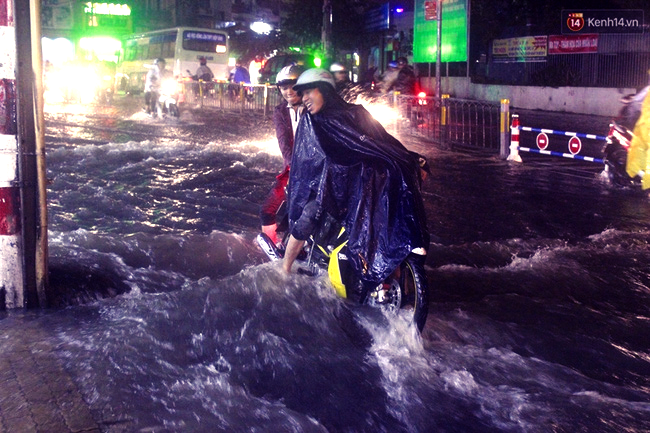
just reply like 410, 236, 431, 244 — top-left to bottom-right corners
0, 314, 100, 433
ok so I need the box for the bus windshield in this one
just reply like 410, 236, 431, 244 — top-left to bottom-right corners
182, 31, 227, 54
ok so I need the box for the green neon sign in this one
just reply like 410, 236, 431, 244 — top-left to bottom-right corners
84, 3, 131, 16
413, 0, 467, 63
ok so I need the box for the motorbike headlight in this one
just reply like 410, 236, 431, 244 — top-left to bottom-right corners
161, 79, 177, 94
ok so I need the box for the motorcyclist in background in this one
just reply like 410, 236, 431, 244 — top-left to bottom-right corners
389, 56, 417, 95
194, 56, 214, 82
625, 71, 650, 189
144, 58, 167, 115
228, 59, 251, 101
330, 62, 354, 96
192, 56, 214, 97
230, 59, 251, 84
379, 61, 399, 94
260, 64, 305, 245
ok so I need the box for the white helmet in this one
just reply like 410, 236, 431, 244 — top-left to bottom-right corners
329, 62, 346, 73
275, 64, 305, 86
292, 68, 335, 92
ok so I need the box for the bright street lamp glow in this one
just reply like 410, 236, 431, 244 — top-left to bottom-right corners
250, 22, 272, 34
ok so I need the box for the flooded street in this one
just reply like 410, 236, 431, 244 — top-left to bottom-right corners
1, 95, 649, 432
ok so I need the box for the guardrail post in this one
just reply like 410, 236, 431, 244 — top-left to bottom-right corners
392, 91, 400, 135
507, 113, 522, 162
500, 98, 510, 159
198, 80, 204, 108
441, 94, 449, 146
263, 84, 269, 117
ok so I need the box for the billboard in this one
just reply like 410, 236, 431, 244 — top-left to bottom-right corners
548, 34, 598, 54
492, 36, 548, 63
413, 0, 467, 63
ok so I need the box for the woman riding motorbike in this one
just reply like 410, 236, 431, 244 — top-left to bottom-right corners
282, 69, 429, 300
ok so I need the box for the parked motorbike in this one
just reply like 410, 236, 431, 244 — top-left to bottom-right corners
152, 77, 180, 118
256, 212, 429, 333
602, 86, 647, 187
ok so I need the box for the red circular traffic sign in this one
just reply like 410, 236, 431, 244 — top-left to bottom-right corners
536, 133, 549, 150
568, 136, 582, 154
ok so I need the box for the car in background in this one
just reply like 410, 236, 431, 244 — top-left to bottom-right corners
258, 53, 319, 84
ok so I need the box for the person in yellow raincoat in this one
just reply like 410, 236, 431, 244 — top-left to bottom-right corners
626, 80, 650, 189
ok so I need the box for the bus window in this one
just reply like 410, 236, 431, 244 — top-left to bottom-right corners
136, 44, 147, 61
162, 41, 175, 59
148, 42, 161, 59
125, 43, 135, 62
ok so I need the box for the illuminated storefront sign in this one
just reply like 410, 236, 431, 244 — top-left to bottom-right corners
84, 3, 131, 16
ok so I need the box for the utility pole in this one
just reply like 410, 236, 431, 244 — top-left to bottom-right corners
322, 0, 332, 61
435, 0, 442, 101
0, 0, 48, 309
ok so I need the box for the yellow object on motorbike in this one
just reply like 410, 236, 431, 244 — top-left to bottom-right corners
327, 240, 348, 298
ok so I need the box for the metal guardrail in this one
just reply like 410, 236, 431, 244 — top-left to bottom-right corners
443, 97, 503, 151
181, 81, 284, 116
394, 93, 442, 142
384, 94, 509, 153
178, 84, 510, 154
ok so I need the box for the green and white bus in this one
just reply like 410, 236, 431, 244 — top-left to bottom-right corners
117, 27, 229, 93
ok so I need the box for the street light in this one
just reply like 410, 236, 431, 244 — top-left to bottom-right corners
250, 21, 272, 35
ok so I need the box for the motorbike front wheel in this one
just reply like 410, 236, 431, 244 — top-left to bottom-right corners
400, 254, 429, 333
363, 253, 429, 333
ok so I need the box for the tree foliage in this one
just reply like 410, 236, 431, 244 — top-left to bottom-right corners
280, 0, 389, 55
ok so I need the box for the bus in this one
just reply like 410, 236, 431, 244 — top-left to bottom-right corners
117, 27, 229, 94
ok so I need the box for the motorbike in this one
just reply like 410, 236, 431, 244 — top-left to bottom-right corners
95, 72, 115, 105
227, 82, 255, 104
185, 70, 215, 99
152, 77, 181, 118
602, 86, 647, 187
256, 212, 429, 333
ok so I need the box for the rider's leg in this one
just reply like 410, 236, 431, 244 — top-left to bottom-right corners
282, 235, 305, 274
281, 199, 319, 274
144, 92, 151, 112
260, 172, 288, 245
262, 224, 278, 244
149, 91, 159, 115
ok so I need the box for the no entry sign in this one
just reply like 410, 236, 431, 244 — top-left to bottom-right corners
568, 136, 582, 154
536, 132, 549, 150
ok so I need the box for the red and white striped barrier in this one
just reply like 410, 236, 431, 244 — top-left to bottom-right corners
0, 0, 23, 308
507, 114, 522, 162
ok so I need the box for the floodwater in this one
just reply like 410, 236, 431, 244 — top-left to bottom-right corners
3, 96, 650, 432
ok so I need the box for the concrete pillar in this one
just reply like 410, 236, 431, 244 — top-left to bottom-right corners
0, 0, 48, 309
0, 0, 23, 308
